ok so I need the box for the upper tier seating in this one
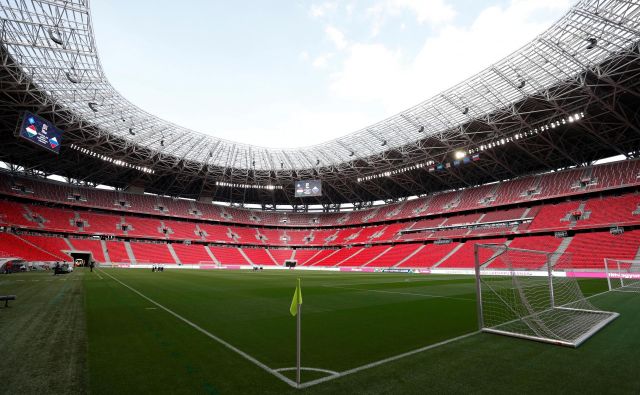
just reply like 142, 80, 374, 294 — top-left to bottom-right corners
79, 212, 124, 236
162, 219, 201, 240
528, 201, 583, 231
1, 159, 638, 227
125, 216, 163, 238
0, 201, 34, 228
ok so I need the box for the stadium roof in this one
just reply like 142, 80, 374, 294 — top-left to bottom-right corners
0, 0, 640, 206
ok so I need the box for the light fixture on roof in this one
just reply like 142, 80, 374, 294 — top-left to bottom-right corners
316, 159, 320, 166
349, 151, 355, 157
66, 71, 80, 84
417, 125, 425, 133
454, 151, 466, 160
209, 151, 213, 158
462, 107, 469, 115
88, 102, 99, 112
381, 140, 387, 146
48, 28, 64, 45
517, 80, 526, 89
586, 38, 597, 50
160, 139, 164, 146
128, 128, 135, 136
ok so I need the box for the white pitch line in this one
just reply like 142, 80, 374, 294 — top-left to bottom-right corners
323, 285, 474, 302
94, 271, 103, 280
275, 367, 340, 376
299, 331, 480, 389
97, 269, 298, 388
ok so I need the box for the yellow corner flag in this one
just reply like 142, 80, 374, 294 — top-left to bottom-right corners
290, 278, 303, 316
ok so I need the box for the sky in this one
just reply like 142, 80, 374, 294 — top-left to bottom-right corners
91, 0, 572, 149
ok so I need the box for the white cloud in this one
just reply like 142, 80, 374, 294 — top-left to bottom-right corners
388, 0, 456, 25
331, 0, 572, 112
329, 43, 404, 102
309, 2, 337, 18
299, 50, 310, 61
366, 0, 456, 36
325, 25, 348, 50
312, 53, 334, 69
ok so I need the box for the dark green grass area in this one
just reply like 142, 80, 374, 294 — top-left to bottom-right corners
2, 268, 640, 394
0, 271, 88, 395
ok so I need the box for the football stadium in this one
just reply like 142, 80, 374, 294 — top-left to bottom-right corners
1, 0, 640, 393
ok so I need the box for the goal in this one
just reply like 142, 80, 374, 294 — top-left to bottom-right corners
474, 244, 619, 347
604, 258, 640, 292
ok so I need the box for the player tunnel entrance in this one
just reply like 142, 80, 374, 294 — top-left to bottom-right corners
69, 251, 92, 267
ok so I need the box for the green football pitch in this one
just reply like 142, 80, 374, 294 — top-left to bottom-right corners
1, 268, 640, 394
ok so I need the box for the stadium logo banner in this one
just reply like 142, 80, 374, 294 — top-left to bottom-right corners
17, 111, 63, 154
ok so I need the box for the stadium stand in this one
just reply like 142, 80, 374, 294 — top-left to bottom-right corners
2, 159, 640, 270
558, 231, 640, 269
364, 243, 423, 268
243, 248, 278, 265
292, 249, 323, 265
67, 238, 107, 263
171, 243, 212, 264
269, 249, 294, 265
130, 242, 175, 264
105, 241, 131, 264
0, 233, 66, 261
0, 159, 639, 228
209, 246, 250, 265
438, 238, 508, 268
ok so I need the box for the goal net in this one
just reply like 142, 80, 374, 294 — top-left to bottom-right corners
604, 258, 640, 292
475, 244, 619, 347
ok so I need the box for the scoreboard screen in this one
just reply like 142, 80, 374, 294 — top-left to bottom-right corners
295, 180, 322, 198
18, 111, 63, 154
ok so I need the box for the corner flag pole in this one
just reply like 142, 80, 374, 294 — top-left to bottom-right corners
296, 293, 301, 386
290, 278, 303, 387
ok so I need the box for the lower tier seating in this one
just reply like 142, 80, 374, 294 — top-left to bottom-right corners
172, 244, 212, 264
68, 238, 107, 263
3, 228, 640, 271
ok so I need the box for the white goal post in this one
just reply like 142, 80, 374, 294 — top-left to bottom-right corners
604, 258, 640, 292
474, 244, 619, 347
